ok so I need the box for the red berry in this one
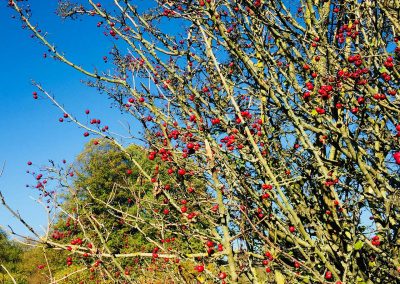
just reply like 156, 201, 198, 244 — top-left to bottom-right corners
351, 107, 359, 114
325, 271, 332, 279
261, 193, 270, 199
316, 107, 325, 114
219, 272, 227, 279
262, 184, 272, 190
393, 152, 400, 164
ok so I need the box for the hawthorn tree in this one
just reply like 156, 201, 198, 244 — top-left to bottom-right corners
2, 0, 400, 283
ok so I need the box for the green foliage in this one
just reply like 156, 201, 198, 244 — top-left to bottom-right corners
0, 229, 23, 282
69, 140, 202, 252
52, 140, 155, 254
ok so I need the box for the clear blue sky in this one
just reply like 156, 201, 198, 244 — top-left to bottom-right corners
0, 1, 135, 236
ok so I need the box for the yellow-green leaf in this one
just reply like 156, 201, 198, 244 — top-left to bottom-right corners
275, 270, 285, 284
369, 261, 376, 267
354, 240, 364, 250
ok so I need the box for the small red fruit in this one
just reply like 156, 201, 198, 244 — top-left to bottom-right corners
325, 271, 332, 279
219, 272, 227, 279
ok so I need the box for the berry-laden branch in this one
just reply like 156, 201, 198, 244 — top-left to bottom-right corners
2, 0, 400, 283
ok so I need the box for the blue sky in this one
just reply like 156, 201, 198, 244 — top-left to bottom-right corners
0, 1, 136, 236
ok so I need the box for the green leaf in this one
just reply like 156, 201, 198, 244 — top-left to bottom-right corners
369, 261, 376, 267
379, 67, 388, 74
354, 240, 364, 250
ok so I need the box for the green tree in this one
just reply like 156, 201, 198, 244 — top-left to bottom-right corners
0, 229, 22, 283
41, 139, 205, 282
64, 140, 160, 254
